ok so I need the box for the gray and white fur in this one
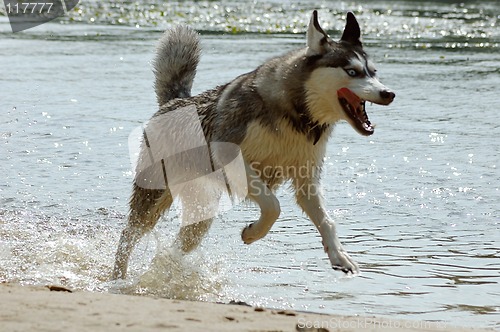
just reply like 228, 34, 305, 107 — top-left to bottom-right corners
113, 10, 395, 280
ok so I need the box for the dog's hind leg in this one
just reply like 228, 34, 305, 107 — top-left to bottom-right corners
175, 218, 213, 253
173, 185, 220, 253
294, 179, 359, 274
112, 183, 173, 280
241, 162, 281, 244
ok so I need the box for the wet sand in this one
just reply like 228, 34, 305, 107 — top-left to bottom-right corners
0, 283, 494, 332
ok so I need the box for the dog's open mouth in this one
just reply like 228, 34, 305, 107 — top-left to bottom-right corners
337, 88, 373, 136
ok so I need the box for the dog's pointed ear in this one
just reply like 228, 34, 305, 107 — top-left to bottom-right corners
306, 10, 329, 56
340, 12, 361, 46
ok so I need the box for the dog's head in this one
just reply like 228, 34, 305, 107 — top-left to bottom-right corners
304, 11, 395, 136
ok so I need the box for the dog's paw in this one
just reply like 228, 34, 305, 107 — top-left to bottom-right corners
328, 249, 360, 275
241, 223, 264, 244
332, 263, 359, 275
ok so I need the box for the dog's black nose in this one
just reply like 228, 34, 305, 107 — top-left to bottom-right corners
380, 90, 395, 102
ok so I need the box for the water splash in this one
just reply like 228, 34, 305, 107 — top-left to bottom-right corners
112, 245, 226, 301
0, 209, 118, 290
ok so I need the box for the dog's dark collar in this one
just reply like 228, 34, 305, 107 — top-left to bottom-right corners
286, 106, 329, 145
311, 122, 329, 145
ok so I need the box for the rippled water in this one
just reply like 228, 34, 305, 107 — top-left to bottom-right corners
1, 1, 499, 329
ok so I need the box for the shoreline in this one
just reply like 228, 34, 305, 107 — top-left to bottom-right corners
0, 283, 495, 332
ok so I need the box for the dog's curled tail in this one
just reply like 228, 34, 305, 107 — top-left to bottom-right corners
153, 25, 201, 107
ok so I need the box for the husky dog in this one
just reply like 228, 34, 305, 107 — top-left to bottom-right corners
113, 10, 395, 280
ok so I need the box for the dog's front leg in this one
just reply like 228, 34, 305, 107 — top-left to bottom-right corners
241, 162, 281, 244
296, 182, 359, 274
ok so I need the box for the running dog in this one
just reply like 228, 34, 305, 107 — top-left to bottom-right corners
113, 10, 395, 279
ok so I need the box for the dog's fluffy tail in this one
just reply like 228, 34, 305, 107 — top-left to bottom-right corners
153, 25, 201, 107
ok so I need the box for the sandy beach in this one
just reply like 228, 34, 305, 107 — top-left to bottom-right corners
0, 283, 494, 332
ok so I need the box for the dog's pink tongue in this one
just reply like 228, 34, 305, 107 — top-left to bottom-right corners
337, 88, 361, 109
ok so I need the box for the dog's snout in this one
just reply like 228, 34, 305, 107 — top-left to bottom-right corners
380, 90, 395, 102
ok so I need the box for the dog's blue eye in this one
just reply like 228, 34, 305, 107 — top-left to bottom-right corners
345, 69, 358, 77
